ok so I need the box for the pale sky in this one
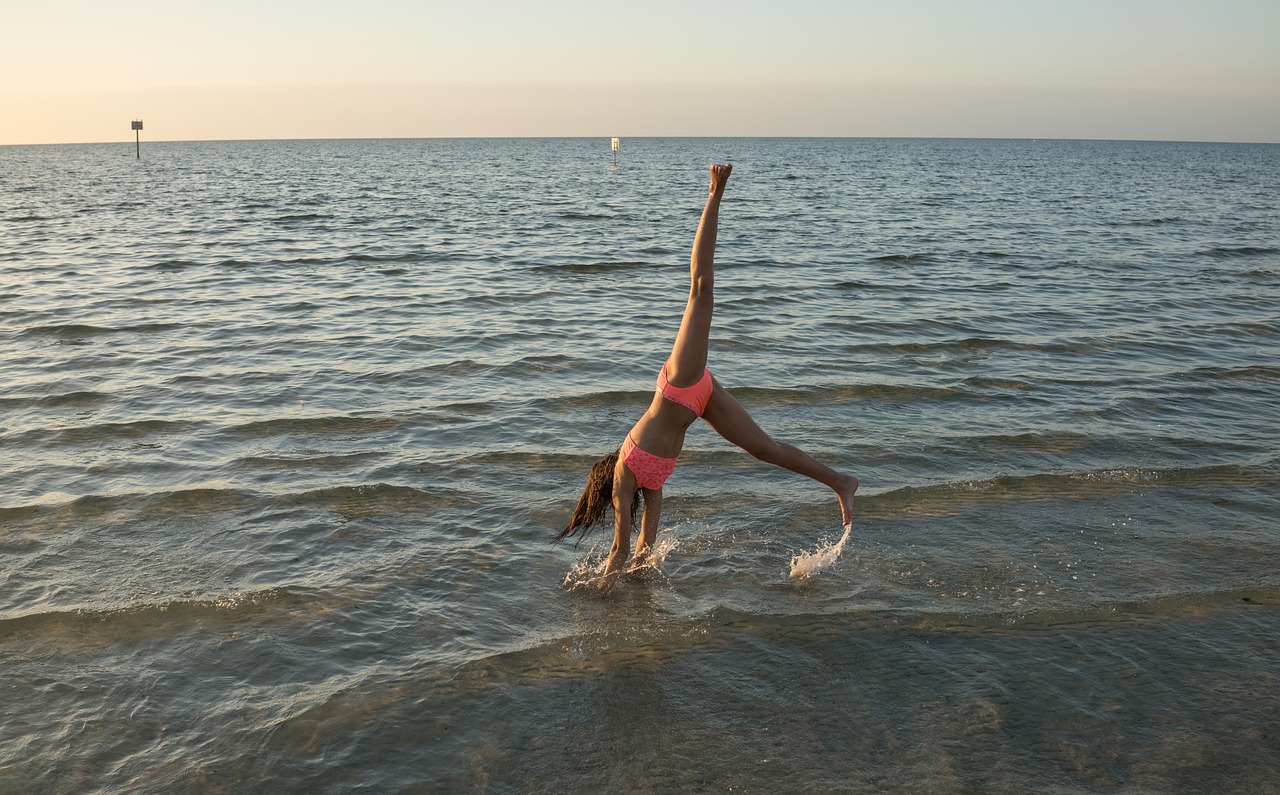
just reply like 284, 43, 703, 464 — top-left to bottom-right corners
2, 0, 1278, 144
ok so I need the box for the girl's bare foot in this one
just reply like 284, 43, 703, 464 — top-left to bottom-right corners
837, 475, 859, 527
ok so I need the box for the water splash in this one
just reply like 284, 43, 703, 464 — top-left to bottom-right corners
789, 524, 852, 580
561, 546, 608, 591
561, 536, 681, 590
631, 536, 681, 572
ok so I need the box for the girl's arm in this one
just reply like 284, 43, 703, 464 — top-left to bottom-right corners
633, 487, 663, 566
598, 484, 635, 593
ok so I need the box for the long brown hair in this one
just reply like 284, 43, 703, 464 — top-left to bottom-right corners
557, 449, 641, 546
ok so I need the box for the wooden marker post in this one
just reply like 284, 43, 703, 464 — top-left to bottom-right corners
132, 120, 143, 159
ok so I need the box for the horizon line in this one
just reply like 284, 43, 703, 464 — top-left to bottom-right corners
6, 133, 1280, 148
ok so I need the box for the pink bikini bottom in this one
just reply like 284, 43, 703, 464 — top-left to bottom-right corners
619, 434, 676, 490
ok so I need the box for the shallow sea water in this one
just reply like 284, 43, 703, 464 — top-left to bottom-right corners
2, 137, 1278, 793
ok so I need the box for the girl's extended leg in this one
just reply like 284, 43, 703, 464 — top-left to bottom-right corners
701, 380, 860, 526
667, 163, 731, 385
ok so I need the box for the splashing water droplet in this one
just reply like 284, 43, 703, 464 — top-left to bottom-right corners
789, 524, 852, 580
562, 547, 608, 591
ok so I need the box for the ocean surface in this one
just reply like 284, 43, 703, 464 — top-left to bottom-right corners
2, 137, 1278, 793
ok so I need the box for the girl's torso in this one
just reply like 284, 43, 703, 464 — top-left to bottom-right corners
628, 396, 695, 459
627, 362, 714, 458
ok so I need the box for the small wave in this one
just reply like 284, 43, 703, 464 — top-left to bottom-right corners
18, 321, 183, 340
0, 503, 44, 525
0, 390, 112, 410
1107, 217, 1182, 227
2, 481, 472, 529
125, 321, 183, 334
146, 259, 195, 270
293, 482, 473, 516
872, 253, 937, 264
537, 388, 651, 413
883, 335, 1109, 357
1199, 246, 1280, 259
720, 295, 805, 312
23, 418, 196, 446
947, 429, 1094, 454
412, 358, 492, 378
0, 487, 261, 529
222, 415, 401, 439
530, 260, 658, 275
459, 450, 599, 475
346, 251, 424, 265
234, 451, 383, 471
113, 487, 263, 516
729, 382, 958, 406
833, 279, 894, 292
1182, 364, 1280, 382
461, 290, 558, 309
278, 300, 323, 312
273, 213, 332, 222
19, 323, 113, 339
960, 376, 1035, 391
893, 336, 1015, 354
484, 354, 578, 381
867, 462, 1278, 520
1207, 321, 1278, 338
555, 211, 613, 220
0, 586, 316, 642
1241, 268, 1278, 280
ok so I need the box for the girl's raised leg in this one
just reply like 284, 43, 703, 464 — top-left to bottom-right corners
667, 163, 731, 385
701, 380, 860, 526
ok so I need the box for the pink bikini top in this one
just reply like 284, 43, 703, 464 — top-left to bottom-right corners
657, 361, 713, 417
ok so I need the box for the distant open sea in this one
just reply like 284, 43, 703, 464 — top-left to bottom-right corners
2, 137, 1278, 793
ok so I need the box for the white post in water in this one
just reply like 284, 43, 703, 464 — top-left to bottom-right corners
611, 137, 619, 166
132, 120, 143, 159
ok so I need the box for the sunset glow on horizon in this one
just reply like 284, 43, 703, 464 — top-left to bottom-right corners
3, 0, 1278, 145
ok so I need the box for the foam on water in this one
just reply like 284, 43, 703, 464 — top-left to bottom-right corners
789, 523, 853, 579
